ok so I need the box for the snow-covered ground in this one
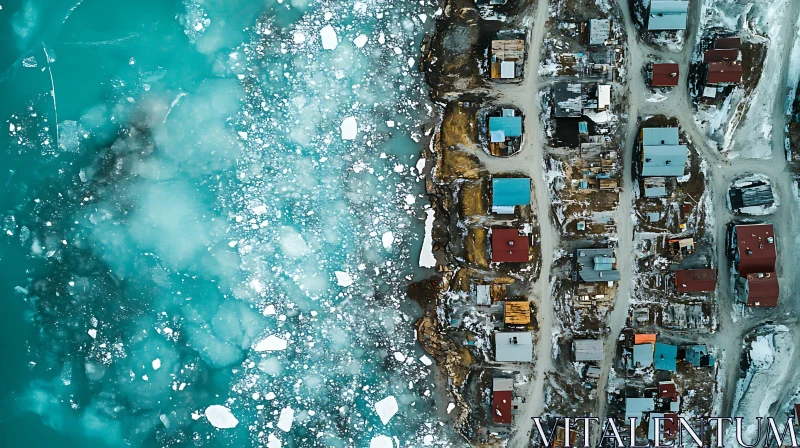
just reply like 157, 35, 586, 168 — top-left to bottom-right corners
726, 326, 794, 446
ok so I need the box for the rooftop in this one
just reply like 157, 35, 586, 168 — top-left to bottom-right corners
734, 224, 776, 276
674, 269, 717, 292
651, 63, 680, 86
495, 331, 533, 362
729, 182, 774, 209
626, 397, 655, 421
573, 339, 604, 362
641, 144, 688, 177
642, 127, 679, 146
493, 178, 531, 207
704, 48, 739, 63
658, 381, 678, 400
489, 116, 523, 138
504, 301, 531, 325
589, 19, 611, 46
745, 272, 779, 307
492, 229, 530, 263
715, 37, 741, 50
633, 343, 654, 368
648, 0, 689, 30
654, 342, 677, 371
576, 248, 621, 282
707, 61, 742, 84
554, 82, 584, 117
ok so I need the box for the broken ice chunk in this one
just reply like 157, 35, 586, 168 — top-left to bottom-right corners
254, 335, 288, 351
419, 208, 436, 268
393, 352, 405, 362
88, 329, 97, 339
293, 32, 306, 44
374, 396, 398, 425
263, 304, 276, 315
205, 405, 239, 429
341, 117, 357, 140
320, 25, 338, 50
382, 232, 394, 249
152, 358, 161, 370
371, 435, 394, 448
446, 403, 455, 414
354, 34, 368, 48
335, 271, 353, 287
277, 406, 294, 432
420, 355, 433, 366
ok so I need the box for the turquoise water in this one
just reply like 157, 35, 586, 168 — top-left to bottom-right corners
0, 0, 455, 446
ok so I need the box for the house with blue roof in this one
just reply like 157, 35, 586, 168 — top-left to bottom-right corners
632, 343, 654, 368
492, 178, 531, 214
654, 343, 678, 371
685, 345, 715, 367
640, 128, 687, 177
488, 109, 524, 156
648, 0, 689, 31
576, 248, 620, 283
626, 397, 655, 421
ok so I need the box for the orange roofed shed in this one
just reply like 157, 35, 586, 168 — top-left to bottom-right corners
634, 334, 657, 344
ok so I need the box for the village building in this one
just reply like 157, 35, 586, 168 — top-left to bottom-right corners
573, 339, 604, 362
704, 36, 742, 85
633, 343, 654, 368
651, 63, 679, 87
640, 128, 688, 177
492, 378, 514, 425
663, 303, 704, 329
647, 0, 689, 31
554, 82, 584, 118
490, 39, 525, 80
626, 397, 655, 421
654, 342, 677, 372
504, 301, 531, 326
492, 177, 531, 214
491, 228, 530, 263
742, 272, 779, 307
733, 224, 776, 275
644, 177, 667, 197
488, 109, 523, 156
473, 283, 507, 306
576, 248, 621, 283
658, 381, 678, 402
685, 344, 715, 367
494, 331, 533, 362
729, 181, 774, 211
674, 269, 717, 293
589, 19, 611, 46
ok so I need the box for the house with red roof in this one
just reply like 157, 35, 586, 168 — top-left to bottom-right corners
704, 36, 742, 85
491, 229, 530, 263
733, 224, 779, 306
651, 63, 679, 87
492, 378, 514, 424
674, 269, 717, 293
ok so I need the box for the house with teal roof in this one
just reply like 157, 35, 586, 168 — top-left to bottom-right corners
654, 343, 677, 371
492, 178, 531, 214
685, 345, 715, 367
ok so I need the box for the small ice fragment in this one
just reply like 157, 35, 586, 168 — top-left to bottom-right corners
382, 232, 394, 249
277, 406, 294, 432
152, 358, 161, 370
393, 164, 404, 173
354, 34, 368, 48
205, 405, 239, 429
320, 25, 338, 50
252, 204, 267, 214
393, 352, 405, 362
420, 355, 433, 366
9, 123, 15, 132
250, 279, 265, 293
404, 194, 415, 205
407, 57, 415, 68
423, 435, 434, 445
238, 131, 248, 140
228, 240, 237, 248
335, 271, 353, 287
87, 329, 97, 339
416, 157, 426, 172
341, 117, 357, 140
374, 396, 398, 425
254, 335, 288, 351
371, 435, 394, 448
267, 434, 281, 448
324, 12, 333, 20
419, 208, 436, 268
263, 304, 276, 315
419, 14, 428, 23
265, 392, 276, 400
293, 32, 306, 44
393, 47, 402, 55
446, 403, 455, 414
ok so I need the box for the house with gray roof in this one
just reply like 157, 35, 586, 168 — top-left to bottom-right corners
589, 19, 610, 46
576, 248, 621, 283
632, 343, 654, 368
626, 397, 655, 421
495, 331, 533, 362
648, 0, 689, 31
640, 128, 687, 177
573, 339, 604, 361
554, 83, 584, 117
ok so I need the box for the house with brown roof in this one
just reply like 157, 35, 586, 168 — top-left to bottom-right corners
704, 37, 742, 85
743, 272, 779, 307
491, 228, 530, 263
492, 378, 514, 424
733, 224, 779, 307
674, 269, 717, 293
651, 63, 679, 87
